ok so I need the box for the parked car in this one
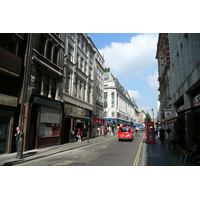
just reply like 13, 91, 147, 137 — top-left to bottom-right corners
118, 126, 134, 141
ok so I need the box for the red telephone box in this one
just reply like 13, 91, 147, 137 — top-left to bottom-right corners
146, 121, 155, 144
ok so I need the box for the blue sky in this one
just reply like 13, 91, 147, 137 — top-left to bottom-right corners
88, 33, 159, 117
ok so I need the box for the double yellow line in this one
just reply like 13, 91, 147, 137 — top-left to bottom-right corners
133, 134, 145, 166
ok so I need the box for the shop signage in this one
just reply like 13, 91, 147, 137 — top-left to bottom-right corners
64, 104, 90, 117
164, 109, 173, 118
93, 118, 105, 124
0, 93, 18, 107
34, 97, 61, 109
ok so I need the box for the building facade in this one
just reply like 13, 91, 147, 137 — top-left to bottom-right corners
21, 33, 65, 150
0, 33, 28, 153
104, 72, 140, 127
91, 38, 105, 137
62, 33, 105, 142
156, 33, 200, 147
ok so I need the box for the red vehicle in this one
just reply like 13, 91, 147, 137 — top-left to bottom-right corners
118, 126, 134, 141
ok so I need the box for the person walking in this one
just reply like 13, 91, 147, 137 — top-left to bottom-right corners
77, 128, 82, 142
15, 126, 20, 151
159, 127, 165, 145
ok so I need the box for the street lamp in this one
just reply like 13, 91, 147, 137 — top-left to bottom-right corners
151, 108, 154, 124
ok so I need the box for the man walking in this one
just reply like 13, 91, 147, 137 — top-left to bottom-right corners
159, 127, 165, 145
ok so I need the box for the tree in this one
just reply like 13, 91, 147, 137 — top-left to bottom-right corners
142, 110, 151, 124
104, 68, 110, 72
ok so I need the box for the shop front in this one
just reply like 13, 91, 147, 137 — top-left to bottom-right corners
92, 117, 105, 137
32, 96, 62, 148
63, 104, 91, 143
0, 94, 19, 154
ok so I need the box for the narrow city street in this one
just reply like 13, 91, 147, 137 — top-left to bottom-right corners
13, 133, 144, 166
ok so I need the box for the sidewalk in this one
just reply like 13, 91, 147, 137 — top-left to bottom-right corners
141, 135, 199, 166
0, 135, 114, 166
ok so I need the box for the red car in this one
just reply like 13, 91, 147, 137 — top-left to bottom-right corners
118, 126, 134, 141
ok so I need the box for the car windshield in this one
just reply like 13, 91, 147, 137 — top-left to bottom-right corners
120, 128, 130, 132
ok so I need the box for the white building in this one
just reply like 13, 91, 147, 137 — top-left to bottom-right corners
104, 71, 140, 126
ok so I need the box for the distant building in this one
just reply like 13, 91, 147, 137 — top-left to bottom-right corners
104, 71, 140, 127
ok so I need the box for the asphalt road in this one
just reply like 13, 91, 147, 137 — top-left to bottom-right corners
15, 133, 145, 166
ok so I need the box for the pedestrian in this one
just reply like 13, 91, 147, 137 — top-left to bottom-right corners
112, 125, 115, 136
77, 128, 82, 142
104, 126, 107, 137
15, 126, 20, 151
159, 127, 165, 145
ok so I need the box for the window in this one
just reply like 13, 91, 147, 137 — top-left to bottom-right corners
65, 72, 70, 94
39, 34, 46, 55
46, 41, 53, 60
88, 87, 91, 103
79, 82, 82, 98
112, 112, 115, 117
83, 83, 86, 101
111, 92, 115, 107
0, 33, 23, 57
53, 47, 59, 65
43, 74, 49, 97
68, 44, 74, 62
84, 61, 87, 73
51, 78, 56, 99
35, 70, 41, 94
74, 78, 77, 97
80, 58, 84, 70
104, 92, 108, 108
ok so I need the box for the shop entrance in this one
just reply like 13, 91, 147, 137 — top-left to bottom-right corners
63, 118, 71, 143
0, 117, 9, 154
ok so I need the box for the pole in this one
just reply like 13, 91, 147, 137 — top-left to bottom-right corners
16, 34, 33, 159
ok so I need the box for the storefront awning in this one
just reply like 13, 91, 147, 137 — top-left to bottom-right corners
160, 116, 178, 126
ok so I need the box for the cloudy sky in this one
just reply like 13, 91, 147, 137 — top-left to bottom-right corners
88, 33, 159, 117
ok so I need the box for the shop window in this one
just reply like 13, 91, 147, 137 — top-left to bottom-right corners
39, 123, 59, 137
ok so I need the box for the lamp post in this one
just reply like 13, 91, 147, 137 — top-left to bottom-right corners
151, 108, 154, 124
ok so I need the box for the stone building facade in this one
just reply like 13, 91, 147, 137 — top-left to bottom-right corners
157, 33, 200, 147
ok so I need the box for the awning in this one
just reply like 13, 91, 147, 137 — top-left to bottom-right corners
160, 116, 177, 126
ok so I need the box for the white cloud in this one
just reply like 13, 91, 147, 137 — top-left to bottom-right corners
146, 71, 159, 89
128, 90, 140, 100
99, 33, 158, 78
